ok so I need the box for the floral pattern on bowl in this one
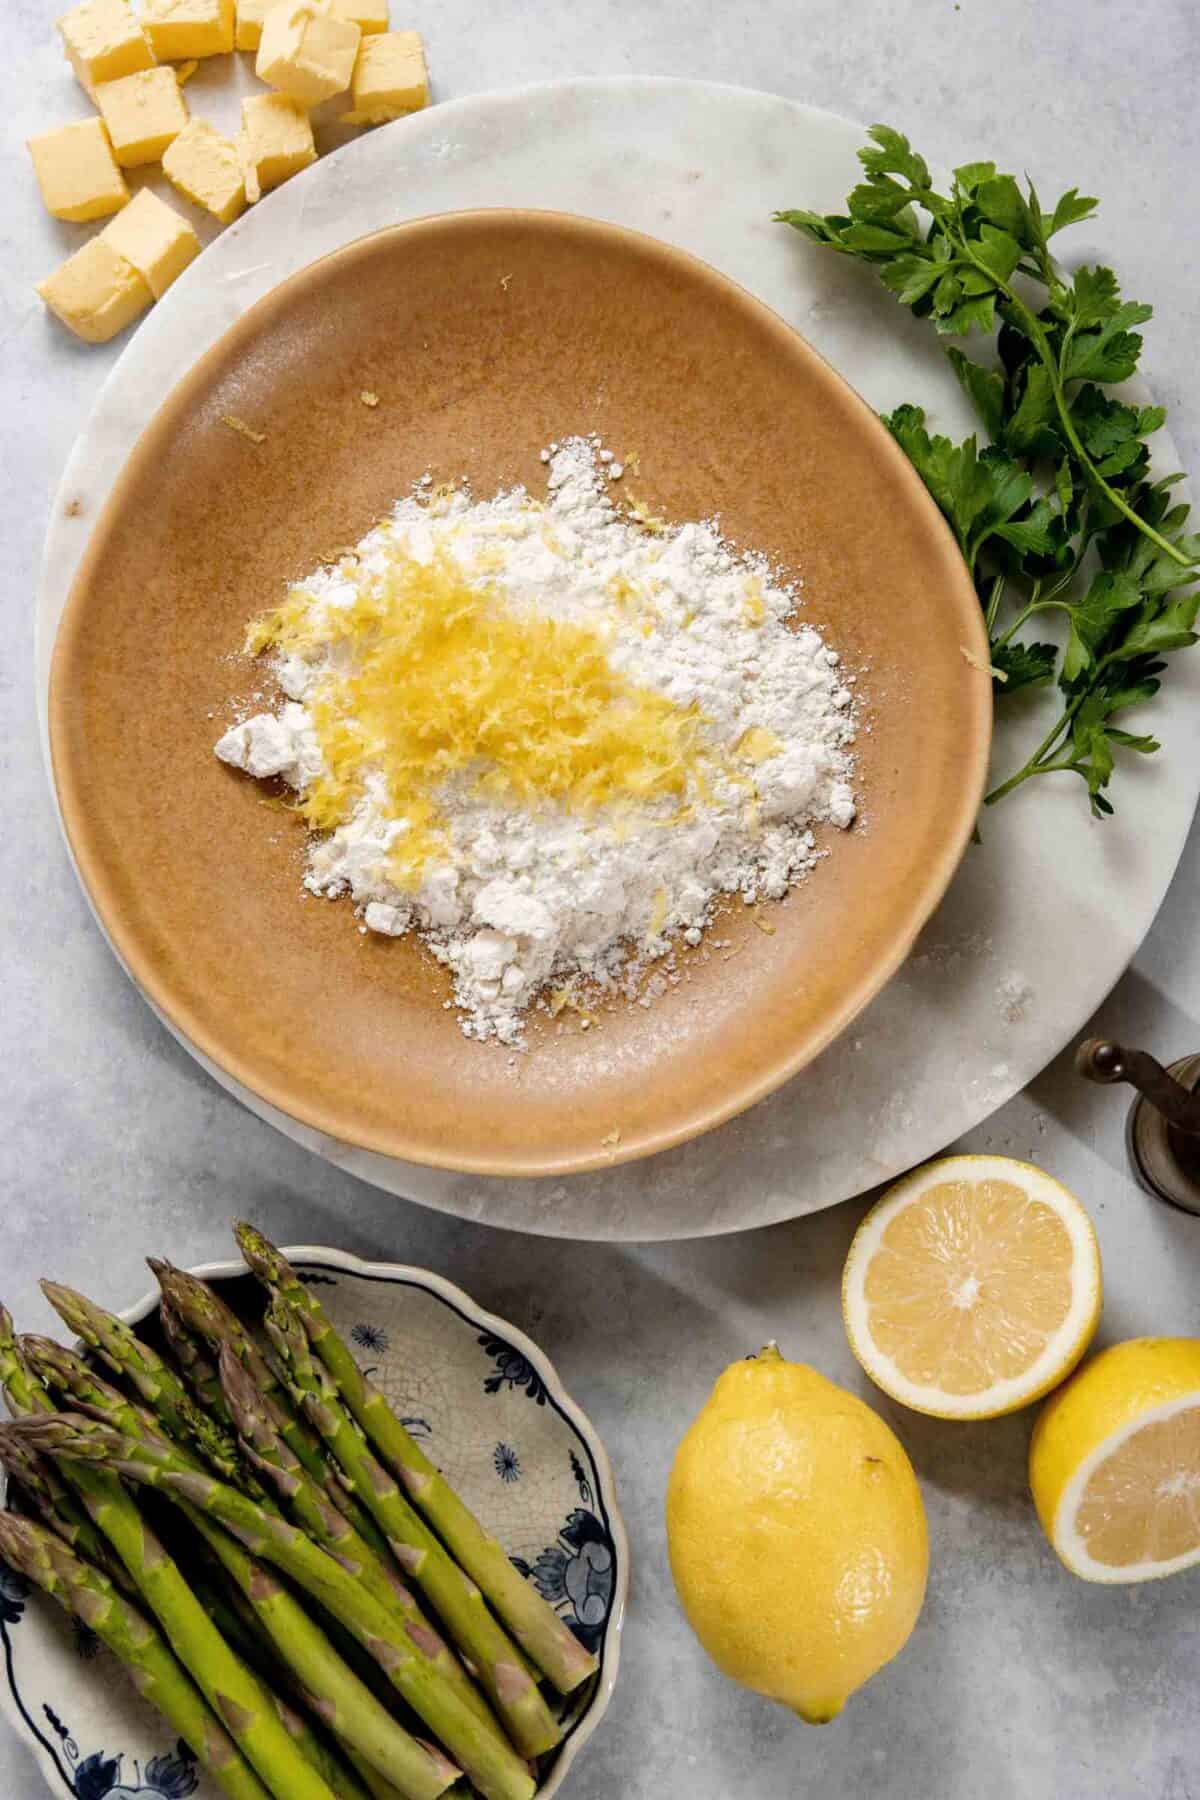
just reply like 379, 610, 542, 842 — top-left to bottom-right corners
0, 1248, 628, 1798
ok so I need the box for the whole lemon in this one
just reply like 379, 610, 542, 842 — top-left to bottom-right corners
666, 1345, 929, 1723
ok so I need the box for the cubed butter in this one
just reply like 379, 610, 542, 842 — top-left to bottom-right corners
256, 2, 360, 106
240, 92, 316, 197
101, 188, 200, 297
330, 0, 388, 32
234, 0, 271, 49
28, 117, 129, 223
37, 236, 152, 343
342, 29, 427, 124
162, 117, 246, 222
57, 0, 155, 97
140, 0, 235, 60
95, 66, 190, 166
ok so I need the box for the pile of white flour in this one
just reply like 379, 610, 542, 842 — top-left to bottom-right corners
216, 438, 858, 1044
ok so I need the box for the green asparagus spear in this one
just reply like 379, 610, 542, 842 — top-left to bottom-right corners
40, 1283, 231, 1457
236, 1228, 596, 1696
344, 1744, 461, 1800
0, 1305, 54, 1420
0, 1431, 134, 1594
148, 1263, 383, 1550
0, 1316, 139, 1590
0, 1313, 138, 1598
161, 1298, 236, 1427
187, 1542, 278, 1668
0, 1411, 338, 1800
0, 1511, 273, 1800
276, 1695, 374, 1800
12, 1413, 535, 1800
264, 1295, 560, 1760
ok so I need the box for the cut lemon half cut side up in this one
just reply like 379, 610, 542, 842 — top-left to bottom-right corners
1031, 1337, 1200, 1583
842, 1155, 1102, 1420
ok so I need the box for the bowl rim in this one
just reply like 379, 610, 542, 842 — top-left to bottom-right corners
47, 205, 993, 1178
0, 1244, 629, 1800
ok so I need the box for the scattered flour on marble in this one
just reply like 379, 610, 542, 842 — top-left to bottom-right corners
995, 972, 1034, 1023
215, 437, 859, 1045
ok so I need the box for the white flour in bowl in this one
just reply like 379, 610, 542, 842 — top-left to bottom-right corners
216, 438, 858, 1044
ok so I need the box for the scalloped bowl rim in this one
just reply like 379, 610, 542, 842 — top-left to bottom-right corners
0, 1245, 628, 1800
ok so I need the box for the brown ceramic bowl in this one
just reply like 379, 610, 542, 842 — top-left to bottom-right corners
49, 210, 991, 1179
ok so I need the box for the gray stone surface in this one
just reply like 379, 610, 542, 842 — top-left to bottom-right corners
4, 3, 1200, 1797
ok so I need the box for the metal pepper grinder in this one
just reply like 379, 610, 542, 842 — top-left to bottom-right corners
1076, 1038, 1200, 1215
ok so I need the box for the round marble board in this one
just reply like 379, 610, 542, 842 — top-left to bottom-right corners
36, 79, 1200, 1241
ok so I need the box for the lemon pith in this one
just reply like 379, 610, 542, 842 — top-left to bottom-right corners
842, 1155, 1103, 1420
665, 1347, 928, 1723
1030, 1336, 1200, 1583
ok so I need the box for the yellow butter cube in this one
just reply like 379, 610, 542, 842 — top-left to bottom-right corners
37, 236, 152, 343
342, 29, 427, 124
57, 0, 155, 97
240, 92, 316, 197
140, 0, 236, 60
94, 66, 190, 166
331, 0, 388, 32
101, 188, 200, 297
256, 2, 360, 106
28, 117, 129, 223
162, 117, 246, 221
234, 0, 271, 49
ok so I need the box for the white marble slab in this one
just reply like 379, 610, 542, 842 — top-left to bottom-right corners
35, 80, 1200, 1238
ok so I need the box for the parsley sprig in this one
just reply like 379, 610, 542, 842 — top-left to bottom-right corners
778, 127, 1199, 814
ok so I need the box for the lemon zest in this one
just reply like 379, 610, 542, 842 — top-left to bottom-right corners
246, 549, 726, 888
625, 493, 669, 533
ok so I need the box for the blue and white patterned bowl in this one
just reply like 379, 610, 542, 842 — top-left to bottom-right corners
0, 1248, 628, 1799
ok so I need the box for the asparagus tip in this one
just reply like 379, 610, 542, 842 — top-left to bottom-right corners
0, 1508, 34, 1567
234, 1222, 286, 1280
215, 1340, 256, 1421
2, 1413, 109, 1462
0, 1430, 37, 1479
18, 1338, 67, 1386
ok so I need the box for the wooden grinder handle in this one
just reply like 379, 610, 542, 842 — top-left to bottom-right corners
1075, 1038, 1200, 1137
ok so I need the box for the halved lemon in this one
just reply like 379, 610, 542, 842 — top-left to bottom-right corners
842, 1154, 1102, 1420
1030, 1337, 1200, 1583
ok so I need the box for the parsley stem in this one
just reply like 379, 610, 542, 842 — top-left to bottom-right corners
984, 676, 1096, 805
984, 752, 1077, 804
984, 574, 1006, 633
1037, 561, 1084, 604
953, 234, 1191, 568
991, 597, 1072, 650
983, 764, 1039, 804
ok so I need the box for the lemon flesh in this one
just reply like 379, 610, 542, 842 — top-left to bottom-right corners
1030, 1336, 1200, 1583
842, 1154, 1102, 1420
666, 1347, 928, 1723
